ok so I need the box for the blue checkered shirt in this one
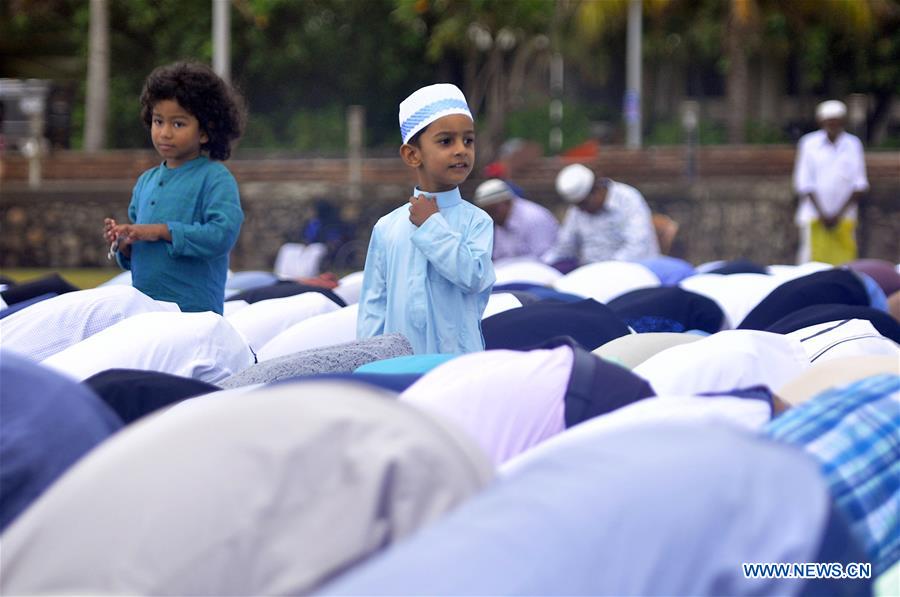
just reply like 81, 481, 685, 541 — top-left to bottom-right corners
766, 373, 900, 575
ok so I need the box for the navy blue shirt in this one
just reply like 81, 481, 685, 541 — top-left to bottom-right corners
0, 352, 121, 532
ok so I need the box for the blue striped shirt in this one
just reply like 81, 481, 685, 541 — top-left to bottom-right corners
766, 373, 900, 575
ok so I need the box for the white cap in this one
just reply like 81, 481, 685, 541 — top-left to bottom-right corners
816, 100, 847, 122
399, 83, 473, 144
474, 179, 514, 207
555, 163, 596, 204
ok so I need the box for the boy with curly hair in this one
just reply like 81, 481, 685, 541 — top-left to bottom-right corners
104, 62, 246, 314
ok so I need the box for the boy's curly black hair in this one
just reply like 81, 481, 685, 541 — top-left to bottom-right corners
140, 62, 246, 161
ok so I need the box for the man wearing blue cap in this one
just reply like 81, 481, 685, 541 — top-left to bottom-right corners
357, 83, 495, 354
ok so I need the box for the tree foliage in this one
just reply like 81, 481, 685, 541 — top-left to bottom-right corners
2, 0, 898, 152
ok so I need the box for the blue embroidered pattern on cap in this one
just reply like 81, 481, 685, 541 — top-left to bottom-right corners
401, 98, 471, 142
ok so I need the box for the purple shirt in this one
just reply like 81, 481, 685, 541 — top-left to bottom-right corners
492, 198, 559, 261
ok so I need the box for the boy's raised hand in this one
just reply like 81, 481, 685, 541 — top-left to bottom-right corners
108, 223, 172, 244
103, 218, 119, 243
409, 194, 439, 227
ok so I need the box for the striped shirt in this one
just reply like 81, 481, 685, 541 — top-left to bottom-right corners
765, 373, 900, 575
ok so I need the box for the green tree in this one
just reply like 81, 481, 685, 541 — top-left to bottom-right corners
234, 0, 432, 150
392, 0, 555, 161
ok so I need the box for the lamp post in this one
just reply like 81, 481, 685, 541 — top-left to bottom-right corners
19, 80, 49, 188
212, 0, 231, 83
624, 0, 642, 149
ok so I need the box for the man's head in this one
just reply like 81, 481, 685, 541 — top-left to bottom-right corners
399, 84, 475, 192
816, 100, 847, 141
474, 179, 515, 225
555, 163, 607, 214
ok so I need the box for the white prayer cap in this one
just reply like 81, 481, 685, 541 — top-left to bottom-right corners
816, 100, 847, 122
474, 179, 514, 207
555, 163, 596, 204
399, 83, 473, 144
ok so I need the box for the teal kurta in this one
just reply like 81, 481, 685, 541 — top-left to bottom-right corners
117, 156, 243, 314
357, 187, 495, 354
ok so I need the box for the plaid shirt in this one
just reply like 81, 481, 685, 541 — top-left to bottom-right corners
766, 373, 900, 575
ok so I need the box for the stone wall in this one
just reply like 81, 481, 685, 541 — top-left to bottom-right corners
1, 148, 898, 271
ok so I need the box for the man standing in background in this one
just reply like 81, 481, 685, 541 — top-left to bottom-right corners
793, 100, 869, 265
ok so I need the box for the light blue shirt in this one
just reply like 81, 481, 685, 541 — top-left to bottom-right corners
117, 156, 243, 314
357, 186, 495, 354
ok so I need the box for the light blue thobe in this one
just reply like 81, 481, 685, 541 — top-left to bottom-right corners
357, 187, 495, 354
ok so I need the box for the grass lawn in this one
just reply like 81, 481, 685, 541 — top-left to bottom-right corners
0, 268, 122, 290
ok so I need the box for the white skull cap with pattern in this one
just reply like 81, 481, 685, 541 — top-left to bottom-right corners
555, 163, 596, 204
816, 100, 847, 122
474, 179, 514, 207
399, 83, 473, 145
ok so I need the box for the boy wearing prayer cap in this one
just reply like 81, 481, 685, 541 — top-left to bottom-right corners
473, 178, 559, 261
357, 84, 495, 354
542, 163, 659, 266
793, 99, 869, 264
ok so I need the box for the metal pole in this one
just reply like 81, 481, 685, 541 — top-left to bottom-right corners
84, 0, 108, 152
213, 0, 231, 83
625, 0, 642, 148
21, 81, 48, 188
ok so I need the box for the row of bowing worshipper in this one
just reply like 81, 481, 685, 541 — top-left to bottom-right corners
0, 255, 899, 595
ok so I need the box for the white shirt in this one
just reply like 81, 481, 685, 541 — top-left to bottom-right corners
225, 292, 341, 353
543, 180, 659, 264
481, 293, 523, 319
793, 130, 868, 225
258, 304, 359, 361
679, 273, 784, 329
41, 311, 254, 385
553, 261, 660, 304
493, 258, 563, 286
1, 286, 180, 362
787, 318, 899, 364
633, 329, 810, 396
334, 271, 365, 306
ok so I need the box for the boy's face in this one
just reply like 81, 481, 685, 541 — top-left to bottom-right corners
150, 99, 208, 169
403, 114, 475, 192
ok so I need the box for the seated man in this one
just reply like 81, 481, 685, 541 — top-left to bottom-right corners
543, 163, 659, 266
473, 179, 558, 262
